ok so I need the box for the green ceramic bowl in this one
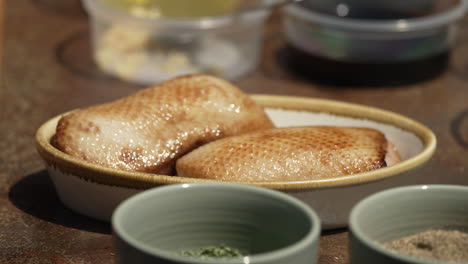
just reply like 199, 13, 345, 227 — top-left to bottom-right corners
349, 184, 468, 264
112, 183, 321, 264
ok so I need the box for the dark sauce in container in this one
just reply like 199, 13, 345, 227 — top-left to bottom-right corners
280, 44, 450, 87
282, 1, 456, 86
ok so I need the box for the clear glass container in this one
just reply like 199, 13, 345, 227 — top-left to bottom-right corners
281, 0, 467, 86
82, 0, 271, 84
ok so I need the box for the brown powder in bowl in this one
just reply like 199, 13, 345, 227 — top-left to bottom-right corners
381, 229, 468, 263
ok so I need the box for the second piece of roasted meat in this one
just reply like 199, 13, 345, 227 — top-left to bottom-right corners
176, 126, 401, 182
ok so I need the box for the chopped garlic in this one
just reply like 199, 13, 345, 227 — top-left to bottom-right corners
94, 24, 241, 84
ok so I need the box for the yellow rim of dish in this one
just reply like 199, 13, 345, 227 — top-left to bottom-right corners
35, 95, 437, 190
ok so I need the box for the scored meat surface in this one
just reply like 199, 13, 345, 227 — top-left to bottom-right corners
54, 74, 274, 174
176, 126, 401, 182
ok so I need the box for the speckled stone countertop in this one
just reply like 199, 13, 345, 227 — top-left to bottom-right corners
1, 1, 467, 263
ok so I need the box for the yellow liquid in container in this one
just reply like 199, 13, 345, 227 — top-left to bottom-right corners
100, 0, 240, 18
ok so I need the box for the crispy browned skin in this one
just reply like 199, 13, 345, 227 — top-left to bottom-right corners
54, 74, 274, 174
176, 126, 401, 182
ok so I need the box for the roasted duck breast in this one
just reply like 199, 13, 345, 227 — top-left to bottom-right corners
54, 74, 274, 174
176, 126, 401, 182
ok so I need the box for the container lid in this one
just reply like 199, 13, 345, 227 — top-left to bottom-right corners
82, 0, 270, 30
285, 0, 468, 33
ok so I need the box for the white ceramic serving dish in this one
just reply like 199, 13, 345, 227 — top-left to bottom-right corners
36, 95, 436, 229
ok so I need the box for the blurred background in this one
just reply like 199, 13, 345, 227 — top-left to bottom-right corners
1, 1, 468, 263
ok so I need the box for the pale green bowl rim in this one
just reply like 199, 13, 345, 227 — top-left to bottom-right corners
349, 184, 468, 264
112, 182, 321, 264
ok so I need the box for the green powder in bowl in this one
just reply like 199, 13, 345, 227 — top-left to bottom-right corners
181, 244, 245, 259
